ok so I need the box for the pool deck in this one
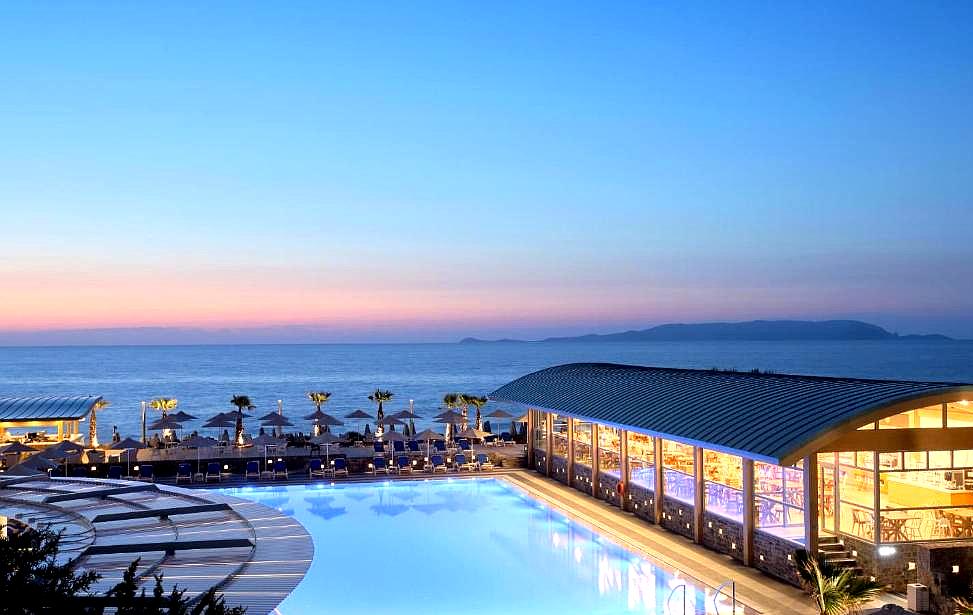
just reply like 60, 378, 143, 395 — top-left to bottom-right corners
504, 471, 816, 615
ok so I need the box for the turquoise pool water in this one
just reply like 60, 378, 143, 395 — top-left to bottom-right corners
222, 478, 734, 614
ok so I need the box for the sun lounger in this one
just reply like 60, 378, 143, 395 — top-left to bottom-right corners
373, 441, 386, 455
176, 463, 192, 483
428, 454, 447, 473
206, 462, 222, 482
107, 465, 123, 480
245, 460, 260, 480
433, 440, 447, 454
407, 440, 421, 454
309, 458, 326, 478
458, 439, 472, 452
453, 453, 473, 472
393, 456, 413, 474
331, 457, 349, 477
392, 440, 406, 455
475, 453, 494, 471
370, 456, 389, 475
138, 464, 154, 482
484, 434, 498, 447
273, 459, 288, 479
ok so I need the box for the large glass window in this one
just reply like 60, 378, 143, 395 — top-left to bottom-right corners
879, 404, 944, 429
662, 439, 695, 504
532, 410, 548, 451
551, 414, 569, 459
573, 421, 592, 467
837, 451, 875, 540
947, 401, 973, 428
703, 450, 743, 522
598, 426, 620, 478
755, 461, 805, 544
627, 433, 655, 491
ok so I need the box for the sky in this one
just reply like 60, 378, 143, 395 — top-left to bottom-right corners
1, 2, 972, 343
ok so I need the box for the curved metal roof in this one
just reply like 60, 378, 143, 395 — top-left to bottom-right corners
0, 395, 103, 422
489, 363, 973, 465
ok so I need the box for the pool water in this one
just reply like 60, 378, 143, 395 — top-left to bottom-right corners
222, 478, 734, 614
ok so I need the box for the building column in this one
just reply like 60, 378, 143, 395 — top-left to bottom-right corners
591, 423, 600, 497
567, 417, 575, 485
545, 413, 553, 476
742, 458, 755, 566
873, 451, 881, 545
804, 456, 819, 554
526, 409, 535, 469
694, 446, 705, 544
653, 436, 664, 524
832, 452, 841, 535
620, 430, 630, 511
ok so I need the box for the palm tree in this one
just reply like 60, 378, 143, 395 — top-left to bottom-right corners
306, 391, 332, 436
230, 395, 254, 445
467, 395, 488, 430
368, 389, 393, 436
149, 397, 178, 417
794, 550, 884, 615
88, 399, 110, 447
957, 597, 973, 615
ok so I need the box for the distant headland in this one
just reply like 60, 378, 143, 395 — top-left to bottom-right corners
459, 320, 955, 344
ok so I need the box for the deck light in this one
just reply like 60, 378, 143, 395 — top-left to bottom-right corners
223, 464, 229, 470
954, 565, 961, 573
133, 465, 139, 471
90, 465, 97, 471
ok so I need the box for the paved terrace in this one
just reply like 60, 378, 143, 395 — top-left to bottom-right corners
0, 473, 312, 615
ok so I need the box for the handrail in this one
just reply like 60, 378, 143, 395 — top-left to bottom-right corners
666, 583, 686, 615
712, 579, 737, 614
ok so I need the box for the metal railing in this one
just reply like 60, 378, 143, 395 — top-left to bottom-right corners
713, 579, 737, 614
666, 583, 686, 615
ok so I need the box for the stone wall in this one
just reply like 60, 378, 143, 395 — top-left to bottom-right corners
534, 449, 546, 474
572, 463, 593, 493
917, 541, 973, 615
627, 482, 656, 523
550, 455, 569, 485
597, 472, 622, 507
702, 511, 745, 561
753, 531, 801, 587
842, 535, 919, 593
660, 496, 695, 540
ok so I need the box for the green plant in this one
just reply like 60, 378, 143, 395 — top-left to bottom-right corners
368, 389, 393, 432
794, 549, 884, 615
466, 395, 488, 430
230, 395, 254, 445
956, 597, 973, 615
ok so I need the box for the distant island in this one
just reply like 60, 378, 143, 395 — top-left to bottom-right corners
459, 320, 955, 344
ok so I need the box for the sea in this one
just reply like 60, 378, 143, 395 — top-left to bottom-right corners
1, 340, 971, 443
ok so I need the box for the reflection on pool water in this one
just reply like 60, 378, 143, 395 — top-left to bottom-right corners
221, 478, 738, 614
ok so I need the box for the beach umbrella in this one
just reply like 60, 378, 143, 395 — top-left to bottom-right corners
345, 409, 372, 436
304, 409, 343, 436
257, 411, 282, 421
434, 410, 464, 442
13, 453, 59, 474
179, 435, 218, 473
379, 430, 408, 442
42, 440, 84, 477
109, 437, 146, 477
311, 432, 342, 465
382, 416, 406, 432
413, 428, 444, 457
485, 408, 517, 435
169, 411, 197, 422
261, 413, 294, 437
0, 441, 36, 455
148, 415, 184, 431
250, 433, 285, 472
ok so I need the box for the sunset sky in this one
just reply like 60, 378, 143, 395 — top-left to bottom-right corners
2, 2, 972, 342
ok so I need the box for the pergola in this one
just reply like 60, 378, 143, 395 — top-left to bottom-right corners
0, 395, 104, 443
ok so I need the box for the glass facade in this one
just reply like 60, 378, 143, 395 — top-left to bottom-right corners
551, 414, 569, 459
598, 426, 620, 478
627, 432, 654, 491
703, 450, 743, 522
662, 439, 695, 504
529, 395, 973, 552
755, 460, 805, 544
573, 421, 593, 467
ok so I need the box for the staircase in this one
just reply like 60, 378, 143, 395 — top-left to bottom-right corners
818, 535, 864, 576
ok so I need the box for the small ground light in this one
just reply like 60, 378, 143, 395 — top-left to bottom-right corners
908, 562, 916, 570
223, 464, 229, 470
954, 565, 961, 573
133, 465, 139, 471
90, 465, 97, 471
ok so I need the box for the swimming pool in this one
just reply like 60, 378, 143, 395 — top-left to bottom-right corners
222, 478, 736, 614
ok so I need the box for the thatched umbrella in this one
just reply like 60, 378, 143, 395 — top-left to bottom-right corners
345, 409, 372, 436
261, 413, 293, 437
304, 409, 343, 437
179, 435, 218, 473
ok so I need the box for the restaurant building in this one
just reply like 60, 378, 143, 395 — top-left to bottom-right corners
490, 363, 973, 594
0, 396, 103, 443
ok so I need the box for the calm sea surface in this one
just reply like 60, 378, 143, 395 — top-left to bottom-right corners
1, 340, 971, 442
